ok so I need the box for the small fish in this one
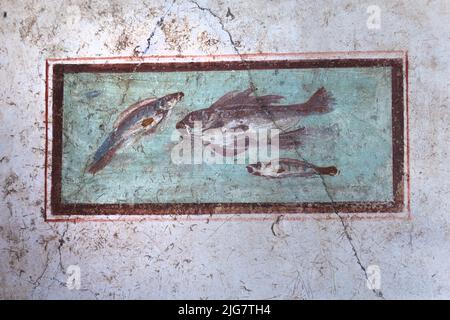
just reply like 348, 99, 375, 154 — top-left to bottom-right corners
85, 90, 102, 98
176, 87, 335, 136
246, 158, 338, 178
88, 92, 184, 174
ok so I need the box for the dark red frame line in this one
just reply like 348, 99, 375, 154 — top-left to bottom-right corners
48, 57, 406, 215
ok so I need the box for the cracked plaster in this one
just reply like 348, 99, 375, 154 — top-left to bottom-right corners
0, 0, 450, 299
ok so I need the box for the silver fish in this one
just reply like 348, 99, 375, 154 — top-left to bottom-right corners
176, 87, 335, 136
246, 158, 338, 178
88, 92, 184, 174
203, 125, 339, 158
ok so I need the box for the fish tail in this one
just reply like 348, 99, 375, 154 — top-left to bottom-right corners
276, 124, 339, 150
278, 127, 307, 138
276, 127, 320, 149
304, 87, 335, 114
277, 128, 306, 149
87, 141, 123, 174
278, 140, 303, 150
88, 134, 123, 174
314, 165, 338, 176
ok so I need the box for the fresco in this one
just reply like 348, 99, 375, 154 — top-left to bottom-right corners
49, 57, 405, 214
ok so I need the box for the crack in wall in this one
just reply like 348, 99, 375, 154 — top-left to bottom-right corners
115, 0, 391, 299
31, 251, 50, 295
189, 0, 240, 55
263, 113, 385, 298
317, 174, 385, 299
57, 223, 69, 272
142, 0, 177, 55
188, 0, 384, 299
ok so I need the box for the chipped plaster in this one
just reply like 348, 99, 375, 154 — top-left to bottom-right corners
1, 0, 450, 299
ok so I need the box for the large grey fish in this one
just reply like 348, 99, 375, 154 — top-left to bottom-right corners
204, 125, 339, 158
246, 158, 338, 178
175, 87, 335, 136
88, 92, 184, 174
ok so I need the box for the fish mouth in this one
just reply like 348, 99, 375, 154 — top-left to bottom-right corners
175, 122, 193, 136
169, 91, 184, 100
175, 92, 184, 101
161, 92, 184, 110
246, 165, 254, 174
175, 121, 185, 130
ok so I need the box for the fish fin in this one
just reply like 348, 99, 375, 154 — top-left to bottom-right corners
114, 97, 157, 128
158, 108, 172, 132
231, 94, 285, 106
141, 117, 155, 127
209, 87, 255, 109
276, 125, 338, 150
272, 128, 305, 150
209, 90, 241, 109
278, 127, 307, 138
254, 95, 285, 105
275, 126, 335, 150
211, 88, 285, 110
304, 87, 335, 113
278, 139, 303, 150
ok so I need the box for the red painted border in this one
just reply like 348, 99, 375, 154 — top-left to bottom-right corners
44, 52, 409, 218
45, 50, 406, 62
44, 60, 49, 221
405, 51, 411, 216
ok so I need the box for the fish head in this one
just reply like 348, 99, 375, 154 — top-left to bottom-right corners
176, 109, 223, 136
246, 162, 262, 175
175, 109, 204, 134
159, 92, 184, 111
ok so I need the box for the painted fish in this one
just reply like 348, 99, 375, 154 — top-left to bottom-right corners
175, 87, 335, 136
246, 158, 338, 178
203, 126, 337, 158
88, 92, 184, 174
205, 123, 340, 157
275, 124, 339, 150
85, 90, 102, 98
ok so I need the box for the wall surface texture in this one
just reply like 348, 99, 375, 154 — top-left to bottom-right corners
0, 0, 449, 299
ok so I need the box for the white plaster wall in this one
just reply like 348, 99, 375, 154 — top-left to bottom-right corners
0, 0, 449, 299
